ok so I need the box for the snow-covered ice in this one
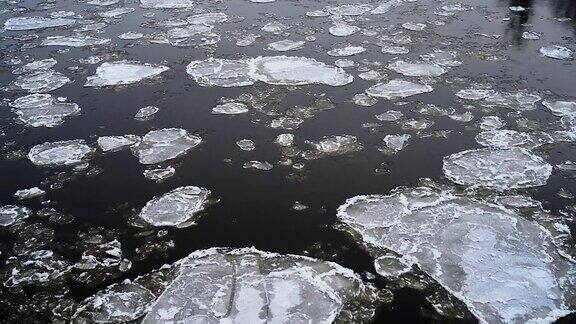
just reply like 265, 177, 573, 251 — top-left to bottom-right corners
132, 128, 201, 164
85, 61, 169, 87
28, 140, 94, 166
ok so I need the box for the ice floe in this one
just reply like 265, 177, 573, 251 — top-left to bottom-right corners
144, 166, 176, 182
387, 61, 447, 77
10, 94, 80, 127
475, 130, 553, 149
14, 187, 45, 200
212, 102, 249, 114
540, 45, 573, 60
97, 135, 140, 152
85, 61, 169, 87
28, 140, 94, 166
139, 186, 211, 226
383, 134, 411, 153
11, 70, 70, 93
4, 16, 75, 30
443, 148, 552, 189
338, 186, 576, 323
132, 128, 201, 164
0, 205, 31, 226
366, 79, 433, 99
41, 35, 110, 47
267, 39, 305, 51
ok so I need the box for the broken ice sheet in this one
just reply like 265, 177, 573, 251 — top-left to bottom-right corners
97, 135, 140, 152
132, 128, 201, 164
85, 61, 169, 87
141, 248, 385, 322
10, 94, 80, 127
28, 140, 94, 166
139, 186, 211, 226
443, 148, 552, 190
337, 186, 576, 323
0, 205, 31, 226
4, 16, 75, 30
366, 79, 433, 99
543, 100, 576, 117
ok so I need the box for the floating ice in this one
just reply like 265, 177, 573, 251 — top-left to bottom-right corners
87, 0, 119, 6
10, 94, 79, 127
0, 205, 31, 226
97, 135, 140, 152
187, 13, 228, 25
267, 39, 305, 51
28, 140, 94, 166
4, 16, 75, 30
139, 186, 211, 226
371, 0, 404, 14
262, 21, 290, 33
480, 116, 504, 130
14, 187, 45, 200
543, 100, 576, 117
41, 35, 110, 47
540, 45, 573, 60
421, 50, 462, 67
475, 130, 552, 149
337, 186, 576, 323
402, 22, 426, 31
328, 4, 372, 16
12, 70, 70, 93
144, 166, 176, 182
135, 106, 159, 119
522, 31, 540, 40
186, 58, 254, 87
387, 61, 447, 77
85, 61, 169, 87
5, 250, 70, 286
140, 0, 194, 8
443, 148, 552, 189
14, 59, 57, 73
243, 161, 273, 170
73, 281, 155, 322
118, 31, 144, 40
383, 134, 411, 153
455, 88, 493, 100
358, 70, 385, 81
381, 45, 409, 54
275, 133, 294, 146
366, 79, 433, 99
236, 139, 255, 151
212, 102, 249, 114
142, 248, 383, 323
99, 7, 135, 18
305, 135, 362, 158
353, 93, 378, 107
236, 34, 260, 47
327, 45, 366, 57
376, 110, 403, 121
329, 23, 360, 36
132, 128, 201, 164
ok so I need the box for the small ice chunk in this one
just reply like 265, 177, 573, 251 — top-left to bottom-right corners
376, 110, 403, 121
387, 61, 447, 77
212, 102, 249, 114
236, 139, 255, 151
381, 45, 409, 54
243, 161, 273, 170
267, 39, 305, 51
132, 128, 201, 165
275, 133, 294, 146
139, 186, 211, 226
329, 23, 360, 36
236, 34, 260, 47
455, 88, 493, 100
402, 22, 426, 31
28, 140, 94, 166
5, 250, 70, 286
262, 21, 290, 33
97, 135, 140, 152
353, 93, 378, 107
358, 70, 384, 81
119, 32, 144, 40
327, 45, 366, 57
14, 187, 45, 200
383, 134, 411, 153
0, 205, 31, 226
4, 16, 75, 30
85, 61, 169, 87
135, 106, 159, 119
522, 31, 540, 40
539, 45, 573, 60
305, 135, 362, 157
144, 166, 176, 182
10, 94, 79, 127
443, 148, 552, 189
374, 255, 413, 277
480, 116, 504, 130
41, 35, 110, 47
328, 4, 372, 16
366, 79, 433, 99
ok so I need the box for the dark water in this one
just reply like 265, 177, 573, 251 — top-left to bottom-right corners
0, 0, 575, 322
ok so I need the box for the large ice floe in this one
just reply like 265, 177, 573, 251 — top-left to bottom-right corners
85, 61, 169, 87
139, 186, 211, 226
366, 79, 433, 99
443, 148, 552, 190
72, 248, 386, 322
186, 56, 352, 87
337, 185, 576, 323
131, 128, 201, 164
28, 140, 94, 166
10, 94, 80, 127
4, 16, 75, 30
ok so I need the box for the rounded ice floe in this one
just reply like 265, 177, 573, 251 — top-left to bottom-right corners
0, 205, 31, 226
143, 166, 175, 182
304, 135, 362, 158
475, 129, 553, 149
14, 187, 45, 200
327, 45, 366, 57
28, 140, 94, 166
132, 128, 201, 164
4, 16, 75, 30
329, 23, 360, 36
542, 100, 576, 117
141, 247, 385, 323
73, 281, 155, 322
266, 39, 305, 51
10, 94, 80, 127
366, 79, 433, 99
337, 186, 576, 323
135, 106, 159, 119
442, 148, 552, 189
212, 102, 249, 114
243, 160, 273, 170
275, 133, 294, 146
41, 35, 110, 47
85, 61, 169, 87
138, 186, 211, 226
539, 45, 573, 60
12, 70, 70, 93
186, 13, 228, 25
236, 139, 255, 151
387, 61, 447, 77
97, 135, 140, 152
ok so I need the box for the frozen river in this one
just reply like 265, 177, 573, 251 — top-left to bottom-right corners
0, 0, 575, 322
